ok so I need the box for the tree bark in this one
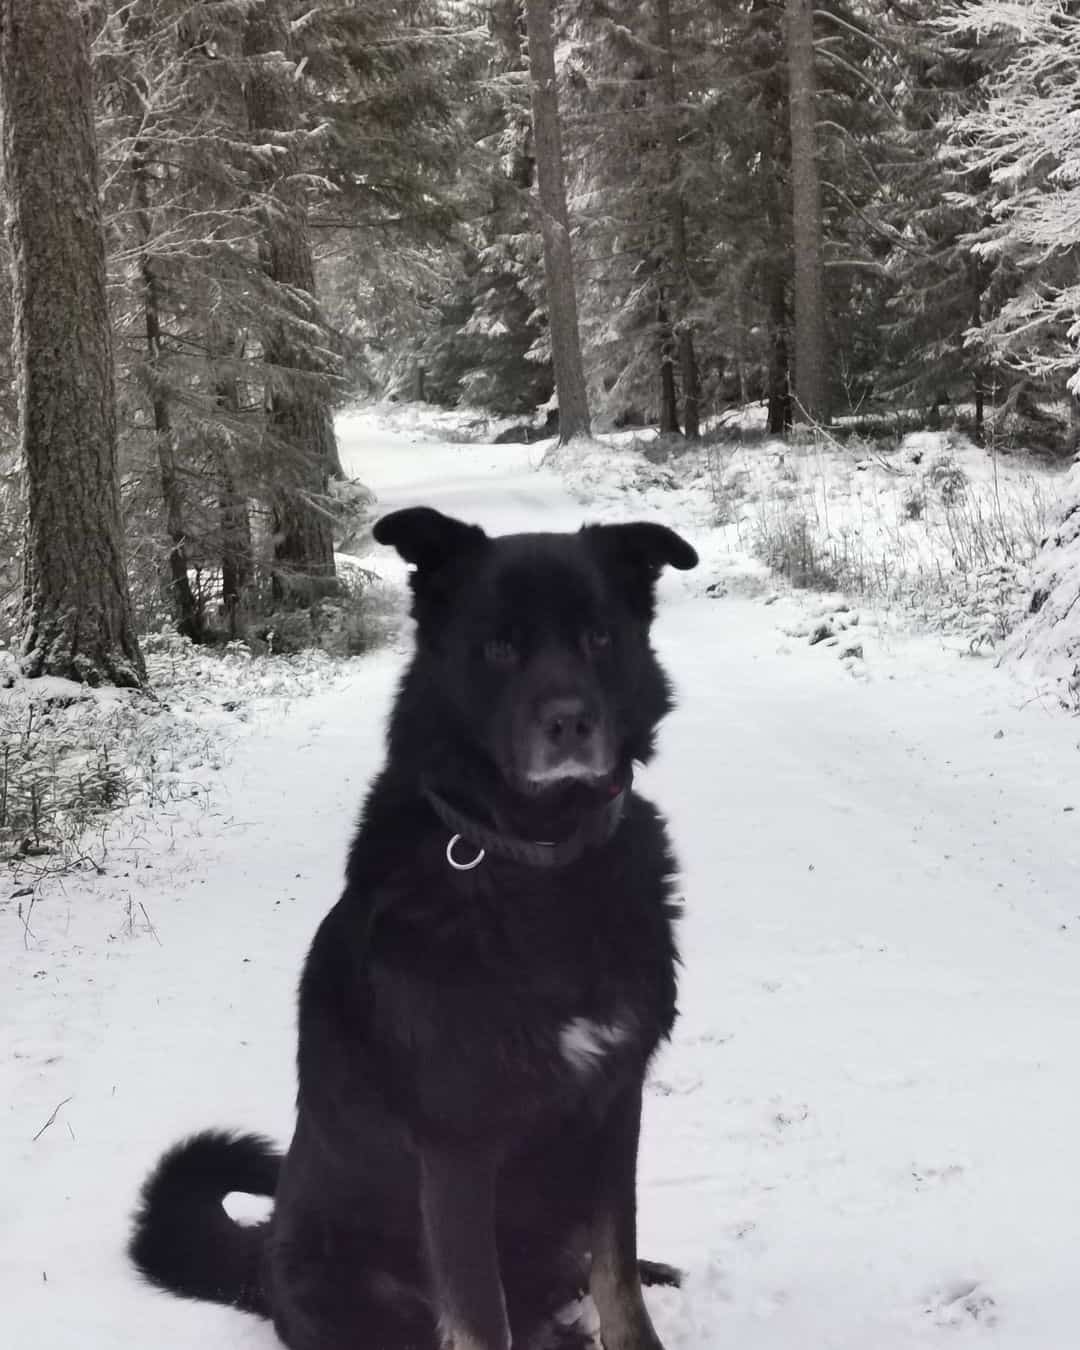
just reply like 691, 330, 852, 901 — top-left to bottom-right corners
766, 260, 792, 434
969, 254, 987, 447
218, 461, 251, 638
657, 297, 680, 435
132, 135, 204, 643
219, 482, 252, 636
677, 327, 701, 439
733, 274, 748, 406
785, 0, 829, 424
1, 0, 144, 686
523, 0, 591, 443
656, 0, 700, 439
244, 0, 340, 606
208, 337, 253, 638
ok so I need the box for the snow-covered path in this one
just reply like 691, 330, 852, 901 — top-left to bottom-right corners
4, 410, 1080, 1348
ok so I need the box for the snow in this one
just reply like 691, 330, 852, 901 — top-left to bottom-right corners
1009, 456, 1080, 704
5, 407, 1080, 1349
0, 636, 352, 882
548, 423, 1063, 654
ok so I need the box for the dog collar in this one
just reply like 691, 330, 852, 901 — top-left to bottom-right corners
422, 775, 631, 872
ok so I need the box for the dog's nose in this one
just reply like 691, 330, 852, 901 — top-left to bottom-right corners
538, 696, 595, 750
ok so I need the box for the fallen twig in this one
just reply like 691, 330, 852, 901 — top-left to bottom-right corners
32, 1096, 72, 1142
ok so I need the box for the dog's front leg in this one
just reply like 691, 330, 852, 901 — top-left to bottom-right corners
589, 1083, 666, 1350
420, 1141, 510, 1350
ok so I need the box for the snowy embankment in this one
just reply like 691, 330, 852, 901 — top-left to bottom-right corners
1009, 456, 1080, 702
4, 405, 1080, 1350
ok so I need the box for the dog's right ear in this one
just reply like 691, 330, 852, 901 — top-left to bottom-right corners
373, 507, 488, 572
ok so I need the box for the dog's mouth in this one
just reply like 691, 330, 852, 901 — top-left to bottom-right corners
519, 761, 616, 795
501, 697, 620, 805
511, 754, 624, 807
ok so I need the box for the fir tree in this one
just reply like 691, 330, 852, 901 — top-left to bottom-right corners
525, 0, 591, 440
2, 0, 145, 686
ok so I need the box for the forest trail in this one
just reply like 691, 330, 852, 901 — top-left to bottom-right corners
3, 410, 1079, 1349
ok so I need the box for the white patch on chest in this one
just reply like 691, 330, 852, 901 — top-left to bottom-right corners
559, 1017, 631, 1074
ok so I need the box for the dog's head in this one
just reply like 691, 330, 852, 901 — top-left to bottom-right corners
374, 507, 697, 801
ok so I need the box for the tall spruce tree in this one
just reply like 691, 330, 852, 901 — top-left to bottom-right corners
412, 0, 553, 416
944, 1, 1080, 419
244, 0, 340, 605
785, 0, 829, 422
564, 0, 720, 430
524, 0, 591, 441
877, 4, 1004, 437
1, 0, 145, 686
89, 0, 468, 635
656, 0, 701, 438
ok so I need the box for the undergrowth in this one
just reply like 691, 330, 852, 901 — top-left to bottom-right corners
744, 436, 1051, 649
1, 633, 349, 887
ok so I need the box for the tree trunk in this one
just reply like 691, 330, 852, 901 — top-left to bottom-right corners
491, 0, 526, 72
733, 276, 748, 407
656, 0, 700, 439
657, 298, 680, 435
244, 0, 340, 606
218, 462, 251, 639
523, 0, 591, 443
969, 254, 987, 447
208, 340, 253, 638
219, 490, 252, 636
766, 259, 792, 434
132, 136, 203, 643
785, 0, 829, 424
1, 0, 144, 687
677, 329, 701, 439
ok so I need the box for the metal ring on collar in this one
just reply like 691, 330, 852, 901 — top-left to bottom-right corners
446, 834, 486, 871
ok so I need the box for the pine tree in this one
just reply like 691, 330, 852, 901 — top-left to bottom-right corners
785, 0, 829, 421
700, 0, 794, 431
951, 0, 1080, 700
943, 1, 1080, 419
524, 0, 591, 440
92, 0, 467, 632
656, 0, 702, 438
106, 4, 205, 640
95, 0, 294, 633
876, 2, 1008, 438
413, 0, 553, 416
244, 0, 340, 605
1, 0, 145, 686
563, 0, 719, 431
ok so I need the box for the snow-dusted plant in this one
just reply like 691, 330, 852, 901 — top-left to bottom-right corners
1, 632, 351, 879
944, 1, 1080, 384
943, 2, 1080, 701
1009, 457, 1080, 705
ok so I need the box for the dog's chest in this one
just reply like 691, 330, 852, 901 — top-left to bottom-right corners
556, 1014, 634, 1076
361, 838, 678, 1130
476, 876, 671, 1082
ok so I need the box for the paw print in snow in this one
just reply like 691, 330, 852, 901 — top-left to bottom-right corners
648, 1069, 703, 1097
924, 1279, 998, 1329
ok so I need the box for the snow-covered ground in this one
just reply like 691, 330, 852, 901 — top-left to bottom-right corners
4, 407, 1080, 1349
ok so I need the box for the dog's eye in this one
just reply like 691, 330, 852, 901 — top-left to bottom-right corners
483, 638, 518, 668
583, 627, 611, 656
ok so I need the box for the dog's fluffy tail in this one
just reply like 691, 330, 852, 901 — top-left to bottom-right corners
129, 1129, 281, 1317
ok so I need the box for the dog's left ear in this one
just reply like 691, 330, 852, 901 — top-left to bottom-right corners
373, 507, 488, 572
586, 522, 698, 573
582, 521, 698, 618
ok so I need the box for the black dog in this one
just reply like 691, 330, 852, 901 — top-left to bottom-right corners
131, 508, 698, 1350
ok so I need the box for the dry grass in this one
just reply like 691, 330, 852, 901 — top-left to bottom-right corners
738, 434, 1054, 649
